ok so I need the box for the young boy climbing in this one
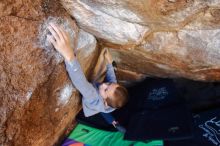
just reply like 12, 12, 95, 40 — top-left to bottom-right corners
47, 23, 128, 117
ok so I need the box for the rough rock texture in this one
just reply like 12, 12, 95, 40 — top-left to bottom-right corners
62, 0, 220, 81
60, 0, 150, 45
0, 0, 97, 146
61, 0, 220, 29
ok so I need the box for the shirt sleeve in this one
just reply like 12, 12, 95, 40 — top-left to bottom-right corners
105, 63, 117, 83
65, 59, 115, 117
64, 59, 99, 102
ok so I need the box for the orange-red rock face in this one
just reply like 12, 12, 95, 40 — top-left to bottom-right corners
0, 0, 97, 145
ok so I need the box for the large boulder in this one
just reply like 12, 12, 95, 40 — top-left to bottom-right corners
62, 0, 220, 81
60, 0, 149, 45
0, 0, 97, 145
61, 0, 220, 28
108, 27, 220, 81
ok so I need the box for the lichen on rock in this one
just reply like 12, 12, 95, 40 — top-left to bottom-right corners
38, 16, 78, 64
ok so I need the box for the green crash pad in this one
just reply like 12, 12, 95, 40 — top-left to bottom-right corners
68, 124, 163, 146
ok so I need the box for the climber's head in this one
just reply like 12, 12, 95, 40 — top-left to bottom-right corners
99, 82, 128, 108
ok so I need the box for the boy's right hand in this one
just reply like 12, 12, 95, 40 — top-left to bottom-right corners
47, 23, 75, 62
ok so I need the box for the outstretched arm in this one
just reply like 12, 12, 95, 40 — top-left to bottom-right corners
47, 23, 99, 100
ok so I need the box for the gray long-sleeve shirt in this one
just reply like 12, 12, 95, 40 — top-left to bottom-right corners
65, 59, 117, 117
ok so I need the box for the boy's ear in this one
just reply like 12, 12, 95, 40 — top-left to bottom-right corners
104, 100, 108, 107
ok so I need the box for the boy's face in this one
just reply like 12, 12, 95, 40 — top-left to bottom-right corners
99, 83, 119, 106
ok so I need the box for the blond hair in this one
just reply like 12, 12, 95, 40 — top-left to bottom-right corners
106, 85, 128, 108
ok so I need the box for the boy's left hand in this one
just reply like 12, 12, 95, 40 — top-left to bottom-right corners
104, 49, 113, 64
47, 23, 75, 62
